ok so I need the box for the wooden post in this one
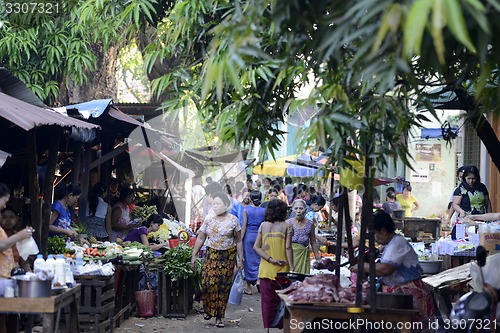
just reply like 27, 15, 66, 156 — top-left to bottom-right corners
71, 143, 82, 185
41, 129, 60, 254
27, 129, 41, 245
78, 143, 92, 222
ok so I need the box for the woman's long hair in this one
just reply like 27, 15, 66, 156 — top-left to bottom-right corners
89, 182, 107, 217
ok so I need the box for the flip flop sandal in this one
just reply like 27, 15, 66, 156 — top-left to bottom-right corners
216, 322, 225, 328
204, 314, 212, 320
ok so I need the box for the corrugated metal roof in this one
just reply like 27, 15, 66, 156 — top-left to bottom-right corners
0, 67, 46, 108
0, 92, 99, 131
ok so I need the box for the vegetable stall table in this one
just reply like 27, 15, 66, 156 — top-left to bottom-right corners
281, 298, 418, 333
0, 284, 81, 333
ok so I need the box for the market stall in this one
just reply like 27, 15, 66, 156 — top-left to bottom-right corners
0, 284, 81, 333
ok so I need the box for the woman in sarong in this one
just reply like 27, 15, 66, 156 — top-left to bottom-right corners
253, 199, 293, 332
191, 192, 244, 328
288, 199, 320, 274
351, 211, 434, 321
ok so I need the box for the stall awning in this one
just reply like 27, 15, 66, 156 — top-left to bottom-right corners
0, 92, 99, 131
0, 67, 46, 108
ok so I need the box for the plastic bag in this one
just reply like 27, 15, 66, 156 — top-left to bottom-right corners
16, 237, 39, 260
228, 269, 244, 305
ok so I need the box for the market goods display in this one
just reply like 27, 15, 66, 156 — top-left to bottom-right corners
130, 205, 158, 222
279, 274, 369, 304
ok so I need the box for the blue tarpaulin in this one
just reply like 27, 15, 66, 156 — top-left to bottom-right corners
421, 127, 458, 139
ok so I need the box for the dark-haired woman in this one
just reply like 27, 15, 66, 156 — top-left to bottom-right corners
452, 165, 491, 218
350, 211, 433, 320
110, 187, 136, 242
49, 183, 82, 239
241, 190, 265, 294
86, 182, 112, 242
253, 199, 293, 332
0, 183, 34, 332
124, 214, 169, 251
190, 192, 244, 328
1, 206, 31, 272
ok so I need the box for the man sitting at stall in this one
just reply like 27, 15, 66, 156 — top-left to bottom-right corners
350, 211, 434, 321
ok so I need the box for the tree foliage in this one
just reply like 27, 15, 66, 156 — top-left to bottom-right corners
2, 0, 500, 170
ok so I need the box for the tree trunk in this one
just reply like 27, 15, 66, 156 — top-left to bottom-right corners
56, 43, 120, 105
455, 88, 500, 171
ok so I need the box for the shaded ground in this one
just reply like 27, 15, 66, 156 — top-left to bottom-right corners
114, 289, 267, 333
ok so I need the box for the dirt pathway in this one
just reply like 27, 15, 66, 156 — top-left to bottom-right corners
114, 290, 267, 333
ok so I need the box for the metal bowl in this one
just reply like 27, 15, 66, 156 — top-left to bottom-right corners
13, 276, 52, 298
419, 260, 442, 274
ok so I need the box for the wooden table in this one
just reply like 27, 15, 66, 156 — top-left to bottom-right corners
0, 284, 80, 333
283, 301, 418, 333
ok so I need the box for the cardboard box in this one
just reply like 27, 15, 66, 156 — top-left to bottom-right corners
479, 232, 500, 251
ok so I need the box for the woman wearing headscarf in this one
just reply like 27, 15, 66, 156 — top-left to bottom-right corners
190, 192, 244, 328
241, 190, 265, 294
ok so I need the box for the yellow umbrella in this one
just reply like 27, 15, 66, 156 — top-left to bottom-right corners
253, 154, 300, 176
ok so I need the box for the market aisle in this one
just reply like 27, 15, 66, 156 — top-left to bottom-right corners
114, 291, 265, 332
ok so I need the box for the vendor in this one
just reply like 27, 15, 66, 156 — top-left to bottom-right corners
0, 183, 34, 332
124, 214, 169, 251
110, 188, 136, 242
350, 211, 433, 320
396, 184, 420, 217
49, 183, 85, 241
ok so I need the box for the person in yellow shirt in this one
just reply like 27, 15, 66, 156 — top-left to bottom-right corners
253, 199, 293, 332
396, 185, 420, 217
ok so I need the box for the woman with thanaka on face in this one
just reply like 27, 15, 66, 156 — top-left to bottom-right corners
190, 192, 244, 328
253, 199, 293, 332
288, 199, 320, 274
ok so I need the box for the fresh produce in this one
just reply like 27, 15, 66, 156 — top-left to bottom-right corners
130, 205, 158, 222
162, 244, 202, 292
83, 247, 106, 257
47, 236, 67, 254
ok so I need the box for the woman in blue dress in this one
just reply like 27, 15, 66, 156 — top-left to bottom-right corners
241, 190, 265, 294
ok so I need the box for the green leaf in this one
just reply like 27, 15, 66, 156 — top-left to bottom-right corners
403, 0, 433, 58
445, 0, 476, 53
432, 0, 446, 63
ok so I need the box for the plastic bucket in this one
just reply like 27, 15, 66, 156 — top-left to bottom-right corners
135, 290, 156, 317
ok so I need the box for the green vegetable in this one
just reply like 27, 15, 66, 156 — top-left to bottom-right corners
130, 205, 158, 223
47, 236, 67, 255
162, 244, 202, 292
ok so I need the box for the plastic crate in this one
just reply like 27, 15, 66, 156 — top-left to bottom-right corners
444, 242, 477, 256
